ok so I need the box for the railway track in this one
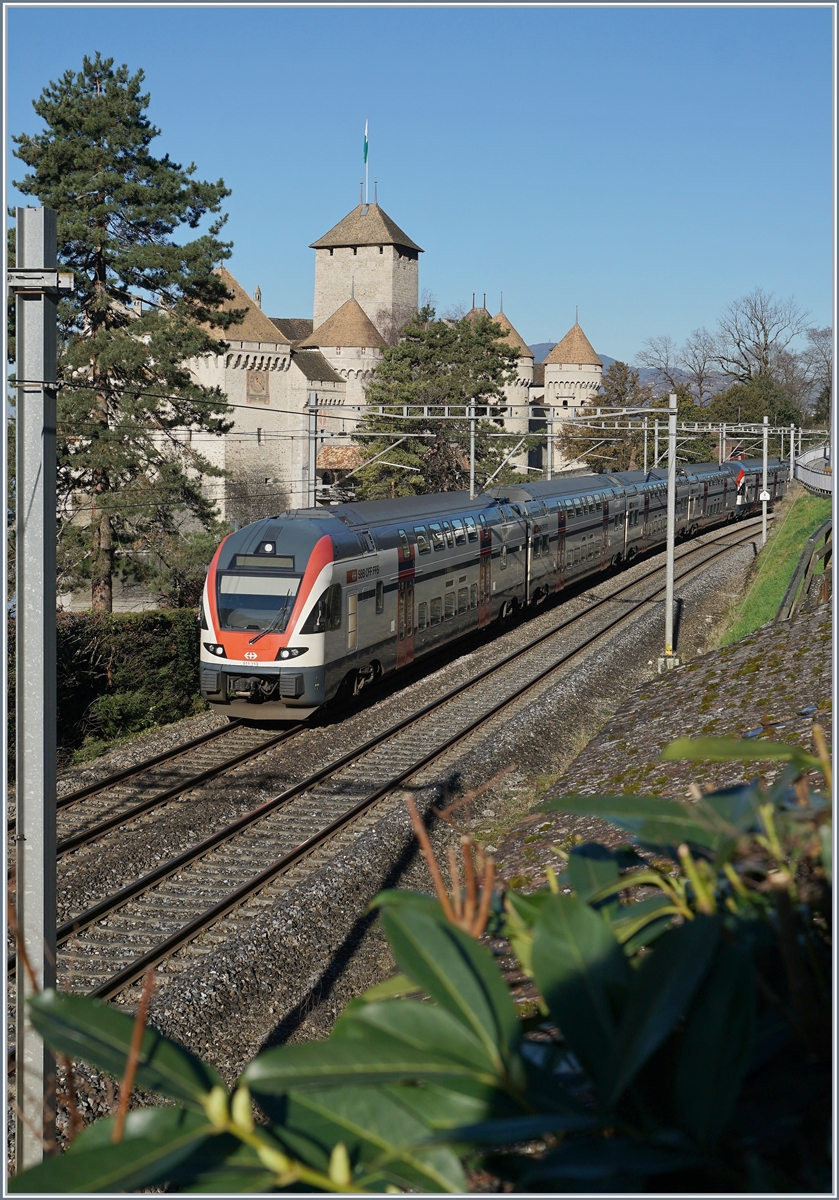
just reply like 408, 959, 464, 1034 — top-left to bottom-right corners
19, 519, 761, 1006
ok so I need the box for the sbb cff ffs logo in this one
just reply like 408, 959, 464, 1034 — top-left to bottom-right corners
244, 651, 258, 660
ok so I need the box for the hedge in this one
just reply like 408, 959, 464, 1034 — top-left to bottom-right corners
7, 609, 205, 776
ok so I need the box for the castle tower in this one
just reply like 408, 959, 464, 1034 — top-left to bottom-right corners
543, 323, 602, 411
298, 298, 385, 406
310, 202, 423, 335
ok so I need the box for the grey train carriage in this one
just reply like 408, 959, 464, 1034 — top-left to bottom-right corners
199, 457, 786, 719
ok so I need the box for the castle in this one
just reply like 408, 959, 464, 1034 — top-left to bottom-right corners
188, 197, 602, 525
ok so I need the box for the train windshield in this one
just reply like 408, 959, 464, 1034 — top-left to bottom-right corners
216, 573, 301, 632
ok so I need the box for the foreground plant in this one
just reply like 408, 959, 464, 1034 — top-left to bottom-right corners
11, 733, 831, 1192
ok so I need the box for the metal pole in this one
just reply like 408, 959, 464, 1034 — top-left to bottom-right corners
469, 401, 476, 498
306, 394, 317, 507
653, 418, 659, 468
790, 423, 795, 481
546, 407, 553, 481
659, 393, 679, 671
761, 415, 769, 546
722, 422, 726, 462
643, 416, 648, 474
13, 207, 59, 1168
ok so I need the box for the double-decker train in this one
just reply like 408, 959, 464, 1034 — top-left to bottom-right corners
199, 457, 787, 719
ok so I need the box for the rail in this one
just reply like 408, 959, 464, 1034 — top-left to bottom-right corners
776, 519, 832, 621
794, 444, 832, 496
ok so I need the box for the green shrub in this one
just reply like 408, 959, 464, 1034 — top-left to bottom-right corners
11, 734, 832, 1193
7, 608, 204, 776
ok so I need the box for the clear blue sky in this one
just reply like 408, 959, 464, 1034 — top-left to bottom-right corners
5, 4, 835, 361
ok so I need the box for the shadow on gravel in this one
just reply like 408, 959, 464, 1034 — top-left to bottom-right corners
256, 778, 458, 1050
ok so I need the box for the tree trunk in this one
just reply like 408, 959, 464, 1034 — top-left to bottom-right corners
91, 505, 113, 613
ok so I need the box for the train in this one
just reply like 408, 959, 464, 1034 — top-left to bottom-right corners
199, 457, 787, 719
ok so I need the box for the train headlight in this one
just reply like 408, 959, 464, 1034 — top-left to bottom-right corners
275, 647, 308, 661
203, 642, 227, 658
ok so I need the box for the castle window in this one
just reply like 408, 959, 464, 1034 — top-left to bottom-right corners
329, 248, 333, 256
352, 247, 357, 255
335, 347, 341, 355
379, 245, 383, 254
562, 400, 568, 408
257, 427, 263, 444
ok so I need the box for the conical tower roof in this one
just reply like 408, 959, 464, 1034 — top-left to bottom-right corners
492, 311, 534, 358
310, 203, 422, 252
298, 298, 385, 350
211, 268, 291, 344
544, 323, 601, 367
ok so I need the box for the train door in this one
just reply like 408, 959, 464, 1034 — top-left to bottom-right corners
347, 591, 358, 652
478, 516, 492, 627
601, 499, 609, 569
396, 528, 415, 668
556, 507, 567, 591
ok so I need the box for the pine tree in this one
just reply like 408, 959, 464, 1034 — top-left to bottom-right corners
354, 307, 526, 499
12, 53, 241, 611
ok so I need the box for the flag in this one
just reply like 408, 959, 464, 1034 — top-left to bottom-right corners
363, 119, 368, 165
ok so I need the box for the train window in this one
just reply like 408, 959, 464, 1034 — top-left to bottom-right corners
443, 521, 454, 546
586, 495, 595, 511
444, 591, 456, 620
430, 596, 442, 625
470, 583, 478, 608
595, 496, 603, 510
574, 498, 582, 515
452, 518, 466, 544
414, 525, 430, 554
429, 522, 444, 550
465, 516, 478, 541
573, 545, 581, 564
417, 602, 428, 631
458, 587, 469, 614
398, 528, 411, 559
500, 544, 508, 570
479, 514, 487, 529
218, 573, 301, 632
358, 531, 375, 553
375, 579, 384, 614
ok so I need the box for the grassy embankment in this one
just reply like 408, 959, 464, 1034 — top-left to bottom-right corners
719, 485, 832, 646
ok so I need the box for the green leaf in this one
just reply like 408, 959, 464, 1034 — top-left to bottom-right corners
244, 1006, 505, 1095
369, 888, 446, 917
660, 736, 820, 772
607, 893, 678, 948
519, 1135, 707, 1187
675, 931, 756, 1147
530, 894, 630, 1097
276, 1086, 466, 1193
164, 1137, 276, 1193
567, 843, 621, 904
381, 906, 520, 1066
538, 793, 736, 853
9, 1108, 214, 1193
424, 1112, 604, 1146
28, 990, 224, 1107
609, 915, 721, 1105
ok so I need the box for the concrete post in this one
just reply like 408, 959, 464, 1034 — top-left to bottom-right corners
546, 408, 553, 481
658, 393, 680, 671
643, 416, 648, 475
469, 401, 476, 498
761, 415, 769, 546
12, 207, 59, 1169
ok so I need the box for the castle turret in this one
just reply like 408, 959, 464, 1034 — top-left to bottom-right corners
310, 202, 422, 335
543, 323, 602, 411
298, 297, 385, 406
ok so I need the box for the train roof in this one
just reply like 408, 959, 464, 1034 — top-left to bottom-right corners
280, 490, 499, 528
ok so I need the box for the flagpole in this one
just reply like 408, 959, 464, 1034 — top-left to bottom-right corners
364, 117, 369, 204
